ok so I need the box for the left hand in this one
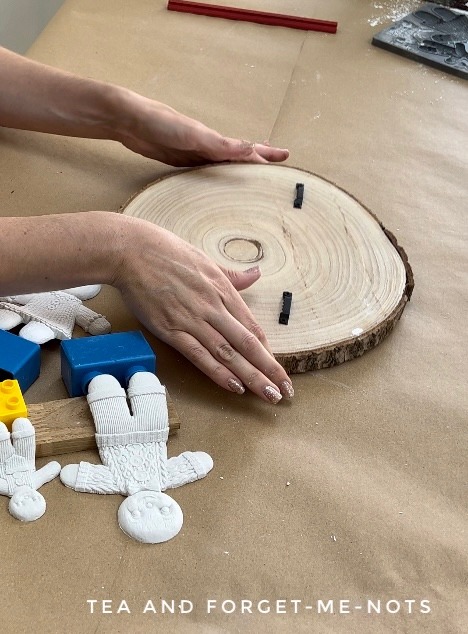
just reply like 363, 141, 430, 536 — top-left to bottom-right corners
116, 93, 289, 167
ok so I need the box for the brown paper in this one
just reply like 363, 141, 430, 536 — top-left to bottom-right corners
1, 1, 466, 632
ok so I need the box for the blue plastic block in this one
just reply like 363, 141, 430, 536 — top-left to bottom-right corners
60, 331, 156, 397
0, 330, 41, 393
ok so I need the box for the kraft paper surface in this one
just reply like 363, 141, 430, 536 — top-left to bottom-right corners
0, 1, 466, 632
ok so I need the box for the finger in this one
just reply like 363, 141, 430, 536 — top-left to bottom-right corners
206, 280, 294, 396
220, 138, 263, 162
170, 277, 293, 400
220, 265, 261, 291
212, 278, 273, 353
207, 311, 294, 400
223, 138, 289, 161
213, 138, 267, 164
168, 330, 248, 397
252, 143, 289, 163
169, 327, 285, 403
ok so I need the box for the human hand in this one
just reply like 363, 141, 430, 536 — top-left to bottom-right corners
116, 92, 289, 167
114, 216, 294, 404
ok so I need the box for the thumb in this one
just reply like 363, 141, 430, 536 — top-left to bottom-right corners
221, 265, 261, 291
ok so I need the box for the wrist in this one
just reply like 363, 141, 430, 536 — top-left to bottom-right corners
105, 86, 147, 145
106, 87, 182, 155
108, 214, 148, 290
97, 211, 134, 287
75, 81, 141, 143
111, 215, 172, 294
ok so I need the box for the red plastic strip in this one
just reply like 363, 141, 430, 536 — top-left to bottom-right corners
167, 0, 337, 33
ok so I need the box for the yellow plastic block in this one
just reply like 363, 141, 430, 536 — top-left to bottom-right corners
0, 379, 28, 429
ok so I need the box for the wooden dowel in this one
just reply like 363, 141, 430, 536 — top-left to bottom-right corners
167, 0, 338, 33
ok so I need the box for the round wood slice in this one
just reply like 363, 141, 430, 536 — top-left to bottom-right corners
121, 164, 413, 373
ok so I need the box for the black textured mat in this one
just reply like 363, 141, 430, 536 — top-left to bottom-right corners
372, 3, 468, 79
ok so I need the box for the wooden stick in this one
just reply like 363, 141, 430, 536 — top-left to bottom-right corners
167, 0, 338, 33
29, 393, 180, 458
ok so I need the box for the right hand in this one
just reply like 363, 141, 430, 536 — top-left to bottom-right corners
114, 216, 294, 404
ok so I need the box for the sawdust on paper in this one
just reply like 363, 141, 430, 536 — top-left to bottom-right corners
369, 0, 422, 27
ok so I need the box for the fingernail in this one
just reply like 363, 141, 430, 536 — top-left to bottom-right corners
228, 378, 245, 395
263, 385, 282, 404
245, 265, 260, 274
279, 380, 294, 399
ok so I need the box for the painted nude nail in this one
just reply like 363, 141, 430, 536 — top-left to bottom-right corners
279, 380, 294, 399
227, 378, 245, 395
263, 385, 282, 404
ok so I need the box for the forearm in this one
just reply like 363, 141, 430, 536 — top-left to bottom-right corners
0, 211, 128, 296
0, 46, 129, 140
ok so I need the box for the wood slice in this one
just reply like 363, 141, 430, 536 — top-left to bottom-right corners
121, 164, 413, 373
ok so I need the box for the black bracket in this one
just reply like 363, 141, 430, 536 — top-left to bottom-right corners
279, 291, 292, 325
293, 183, 304, 208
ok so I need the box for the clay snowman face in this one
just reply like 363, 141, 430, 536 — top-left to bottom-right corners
118, 491, 183, 543
9, 486, 46, 521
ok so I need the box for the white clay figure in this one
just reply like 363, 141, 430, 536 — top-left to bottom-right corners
0, 284, 110, 344
0, 418, 61, 521
60, 372, 213, 543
